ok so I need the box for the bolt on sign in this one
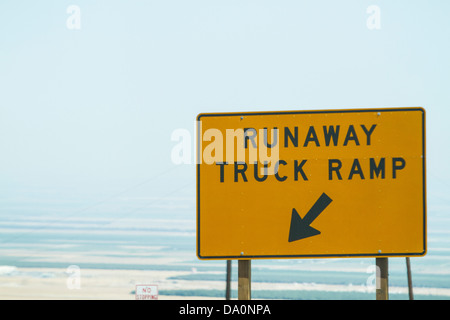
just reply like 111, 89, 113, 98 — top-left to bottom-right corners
196, 108, 426, 259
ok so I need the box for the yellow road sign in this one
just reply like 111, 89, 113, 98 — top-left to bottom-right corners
196, 108, 426, 259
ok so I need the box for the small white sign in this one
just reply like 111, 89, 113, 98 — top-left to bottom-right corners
135, 284, 158, 300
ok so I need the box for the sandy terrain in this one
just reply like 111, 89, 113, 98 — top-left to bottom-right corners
0, 267, 226, 300
1, 266, 449, 300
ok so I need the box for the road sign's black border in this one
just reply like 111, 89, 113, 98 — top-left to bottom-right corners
196, 107, 426, 260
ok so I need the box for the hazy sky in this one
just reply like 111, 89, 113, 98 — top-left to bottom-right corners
1, 1, 449, 200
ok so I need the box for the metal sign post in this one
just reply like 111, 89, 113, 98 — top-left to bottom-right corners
225, 260, 232, 300
406, 257, 414, 300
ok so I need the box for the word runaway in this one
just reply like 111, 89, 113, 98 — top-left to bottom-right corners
200, 124, 377, 165
243, 124, 377, 148
178, 304, 271, 317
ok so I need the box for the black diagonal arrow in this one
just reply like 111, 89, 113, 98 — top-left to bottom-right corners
288, 193, 333, 242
